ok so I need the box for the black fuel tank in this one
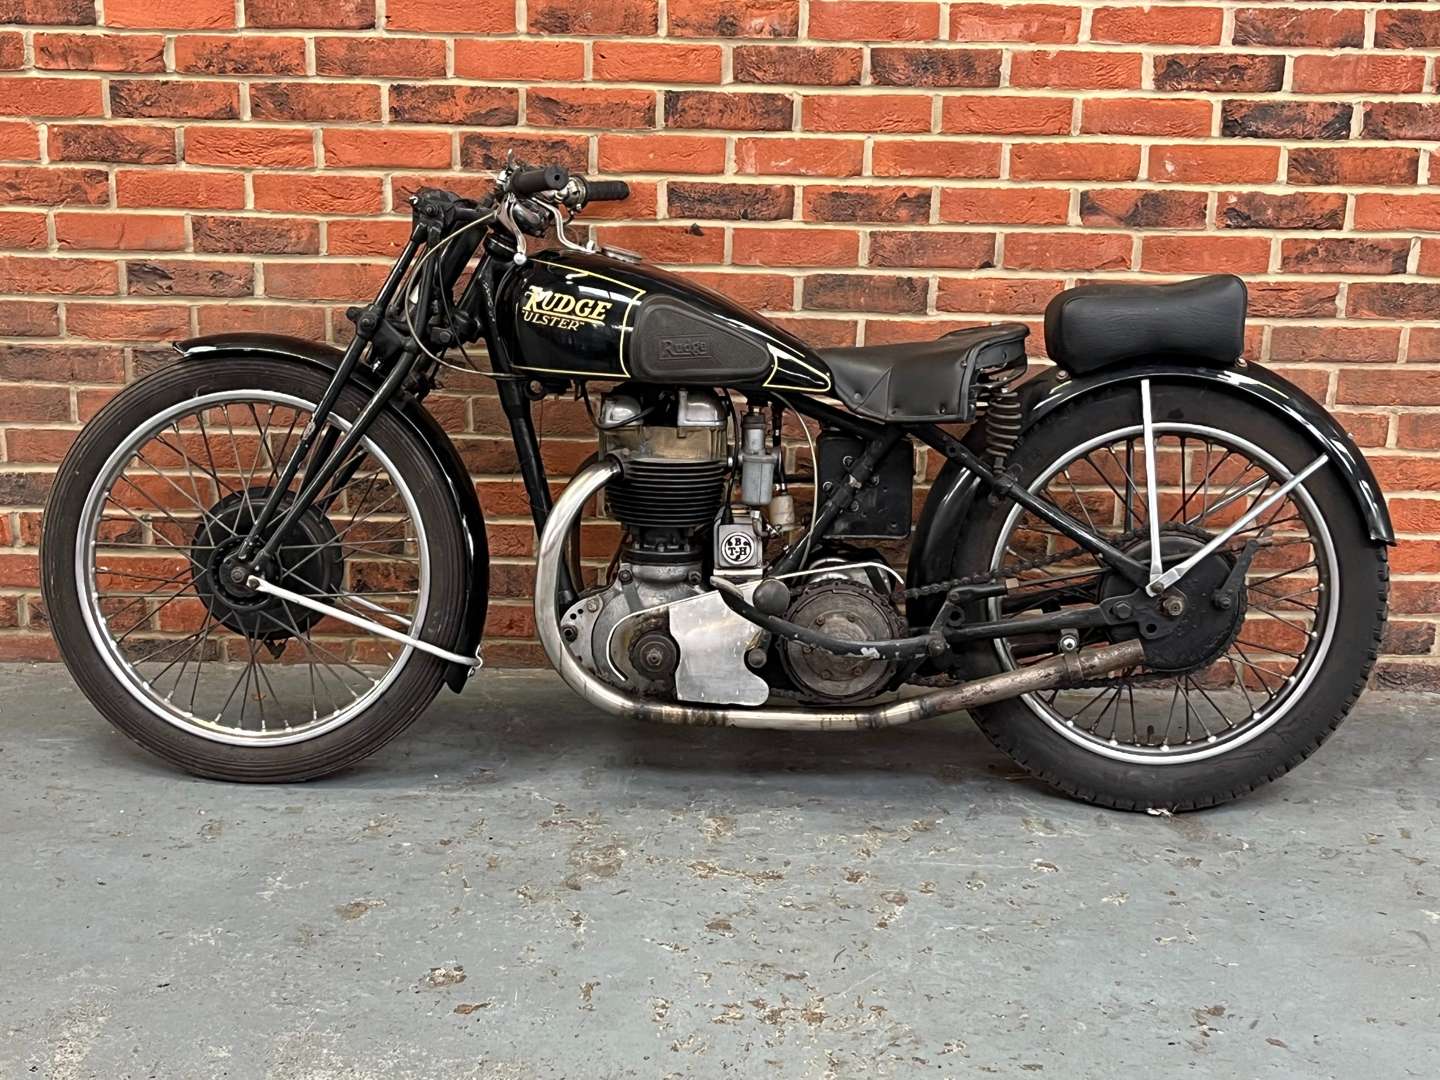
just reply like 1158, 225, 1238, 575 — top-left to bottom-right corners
495, 249, 832, 392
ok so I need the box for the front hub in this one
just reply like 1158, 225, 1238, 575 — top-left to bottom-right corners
1101, 525, 1246, 674
191, 488, 343, 640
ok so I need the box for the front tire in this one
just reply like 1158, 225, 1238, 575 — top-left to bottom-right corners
41, 356, 468, 782
948, 382, 1388, 811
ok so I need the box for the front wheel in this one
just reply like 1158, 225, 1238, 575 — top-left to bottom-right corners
41, 356, 468, 782
947, 382, 1388, 811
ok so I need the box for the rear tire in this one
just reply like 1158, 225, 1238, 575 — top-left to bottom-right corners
948, 383, 1388, 811
41, 357, 468, 782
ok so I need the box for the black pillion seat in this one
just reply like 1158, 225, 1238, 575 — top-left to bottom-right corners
1045, 273, 1247, 375
818, 322, 1029, 423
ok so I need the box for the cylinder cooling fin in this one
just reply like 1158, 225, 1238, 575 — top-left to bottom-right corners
605, 459, 728, 529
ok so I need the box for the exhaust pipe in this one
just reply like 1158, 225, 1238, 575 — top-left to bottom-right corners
535, 460, 1145, 731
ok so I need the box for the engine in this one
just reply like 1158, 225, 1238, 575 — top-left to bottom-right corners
559, 385, 905, 708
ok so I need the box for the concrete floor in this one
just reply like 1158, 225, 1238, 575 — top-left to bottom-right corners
0, 666, 1436, 1079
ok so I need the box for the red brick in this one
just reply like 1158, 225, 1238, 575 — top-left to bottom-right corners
666, 91, 790, 131
1271, 327, 1402, 365
600, 134, 726, 175
252, 173, 384, 215
126, 258, 253, 297
803, 272, 926, 313
593, 43, 722, 83
0, 120, 38, 160
245, 0, 375, 28
116, 169, 245, 209
110, 79, 238, 120
1091, 5, 1222, 44
1080, 98, 1211, 137
1149, 144, 1279, 184
55, 212, 187, 251
1362, 104, 1440, 142
868, 231, 995, 269
1010, 50, 1141, 89
1222, 101, 1352, 141
325, 219, 411, 257
35, 33, 166, 71
949, 3, 1080, 43
734, 136, 863, 177
668, 181, 793, 221
532, 88, 652, 130
173, 34, 306, 75
315, 36, 445, 77
1377, 10, 1440, 49
1348, 284, 1440, 322
251, 82, 381, 122
2, 0, 95, 24
1292, 54, 1426, 95
668, 0, 799, 37
390, 84, 518, 126
872, 140, 999, 179
386, 0, 514, 32
263, 261, 388, 300
192, 215, 319, 254
734, 45, 862, 85
1280, 238, 1410, 277
1005, 232, 1131, 271
0, 211, 47, 250
527, 0, 657, 34
185, 126, 314, 168
454, 40, 585, 81
0, 76, 103, 118
1233, 7, 1363, 48
105, 0, 235, 28
459, 132, 589, 172
1398, 412, 1440, 450
1009, 142, 1140, 181
1354, 195, 1440, 233
49, 123, 174, 163
731, 227, 859, 266
941, 95, 1071, 134
939, 187, 1068, 225
66, 303, 189, 341
1079, 189, 1206, 230
803, 94, 931, 133
592, 224, 724, 264
324, 128, 451, 169
808, 1, 941, 40
0, 164, 107, 205
1153, 53, 1283, 93
1246, 282, 1337, 319
196, 302, 326, 338
1218, 191, 1345, 231
870, 48, 1001, 87
0, 301, 59, 336
1337, 369, 1440, 407
1141, 235, 1269, 274
1289, 147, 1419, 187
0, 256, 118, 296
803, 185, 930, 223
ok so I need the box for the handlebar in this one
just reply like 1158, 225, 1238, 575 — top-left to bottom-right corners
503, 163, 630, 209
510, 163, 570, 197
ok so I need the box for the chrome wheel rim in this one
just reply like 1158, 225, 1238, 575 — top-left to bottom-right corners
988, 423, 1339, 765
75, 389, 429, 746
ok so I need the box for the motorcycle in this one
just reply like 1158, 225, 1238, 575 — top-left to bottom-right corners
40, 161, 1394, 809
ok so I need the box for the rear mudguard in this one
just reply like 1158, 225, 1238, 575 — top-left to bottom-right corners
174, 333, 489, 692
908, 361, 1394, 613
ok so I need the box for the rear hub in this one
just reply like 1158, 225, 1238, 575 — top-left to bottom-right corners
191, 488, 342, 641
1101, 524, 1246, 674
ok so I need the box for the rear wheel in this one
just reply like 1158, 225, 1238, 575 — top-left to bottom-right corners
947, 383, 1388, 811
41, 357, 468, 782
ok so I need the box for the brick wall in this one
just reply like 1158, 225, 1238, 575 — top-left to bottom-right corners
0, 0, 1436, 682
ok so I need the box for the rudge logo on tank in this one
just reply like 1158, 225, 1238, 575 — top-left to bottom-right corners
521, 286, 614, 330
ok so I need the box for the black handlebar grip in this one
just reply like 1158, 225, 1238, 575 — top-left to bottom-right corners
510, 164, 569, 196
583, 179, 631, 203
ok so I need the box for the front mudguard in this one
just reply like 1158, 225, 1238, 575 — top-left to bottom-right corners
908, 361, 1394, 616
174, 333, 489, 692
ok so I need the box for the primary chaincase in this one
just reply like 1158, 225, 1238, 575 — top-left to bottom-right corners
780, 578, 904, 704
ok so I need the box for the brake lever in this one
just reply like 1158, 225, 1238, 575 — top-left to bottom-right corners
496, 195, 529, 265
540, 199, 595, 254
